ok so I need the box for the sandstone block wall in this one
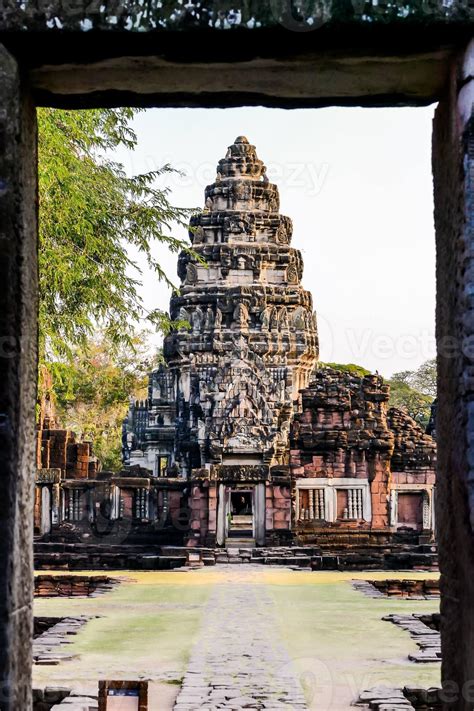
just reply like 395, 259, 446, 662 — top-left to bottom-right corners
37, 428, 98, 480
291, 368, 436, 538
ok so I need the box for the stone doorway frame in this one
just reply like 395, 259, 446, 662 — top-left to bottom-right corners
0, 6, 474, 707
216, 483, 266, 545
228, 488, 254, 536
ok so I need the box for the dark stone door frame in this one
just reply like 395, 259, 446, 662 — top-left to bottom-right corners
0, 8, 473, 706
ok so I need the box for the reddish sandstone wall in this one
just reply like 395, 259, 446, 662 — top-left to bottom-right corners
267, 484, 291, 533
188, 484, 209, 545
291, 368, 394, 532
368, 454, 392, 529
387, 408, 436, 482
34, 575, 118, 597
37, 428, 98, 479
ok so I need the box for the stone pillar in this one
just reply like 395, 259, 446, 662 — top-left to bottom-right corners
0, 46, 37, 710
433, 40, 474, 709
216, 484, 227, 546
40, 487, 51, 536
254, 483, 266, 546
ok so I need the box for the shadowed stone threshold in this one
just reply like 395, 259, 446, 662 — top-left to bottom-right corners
174, 572, 307, 710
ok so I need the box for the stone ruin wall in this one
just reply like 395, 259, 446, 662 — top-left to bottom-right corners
387, 407, 437, 486
291, 367, 437, 542
37, 428, 97, 480
36, 373, 98, 481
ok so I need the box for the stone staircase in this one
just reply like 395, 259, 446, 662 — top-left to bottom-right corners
216, 546, 313, 566
225, 538, 256, 548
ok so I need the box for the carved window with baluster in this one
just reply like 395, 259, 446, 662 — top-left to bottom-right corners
298, 488, 326, 521
66, 489, 84, 522
336, 488, 363, 520
134, 489, 149, 519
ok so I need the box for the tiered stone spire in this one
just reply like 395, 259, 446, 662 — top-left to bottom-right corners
162, 136, 318, 470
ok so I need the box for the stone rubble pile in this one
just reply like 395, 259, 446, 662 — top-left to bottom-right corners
357, 686, 416, 710
387, 409, 437, 472
382, 613, 441, 663
356, 685, 443, 710
34, 686, 98, 711
352, 578, 440, 598
33, 616, 97, 665
34, 574, 119, 597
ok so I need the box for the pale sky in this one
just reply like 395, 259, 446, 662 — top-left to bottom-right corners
112, 106, 436, 378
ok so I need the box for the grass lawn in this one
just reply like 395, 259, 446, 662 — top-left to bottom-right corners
33, 571, 212, 708
265, 569, 441, 709
33, 568, 441, 710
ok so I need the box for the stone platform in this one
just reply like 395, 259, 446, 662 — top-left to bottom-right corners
34, 542, 438, 572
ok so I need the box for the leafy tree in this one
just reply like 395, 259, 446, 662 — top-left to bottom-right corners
391, 358, 436, 398
38, 107, 194, 367
387, 380, 433, 427
50, 331, 159, 471
388, 359, 436, 427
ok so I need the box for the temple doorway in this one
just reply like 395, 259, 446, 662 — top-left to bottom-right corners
216, 482, 266, 547
229, 490, 253, 539
397, 492, 424, 531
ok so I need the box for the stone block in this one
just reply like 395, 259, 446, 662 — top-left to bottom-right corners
274, 520, 290, 529
274, 498, 290, 509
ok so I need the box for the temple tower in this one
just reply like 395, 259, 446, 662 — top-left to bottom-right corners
125, 136, 318, 545
165, 136, 319, 472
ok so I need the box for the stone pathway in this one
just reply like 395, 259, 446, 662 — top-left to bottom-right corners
174, 572, 307, 710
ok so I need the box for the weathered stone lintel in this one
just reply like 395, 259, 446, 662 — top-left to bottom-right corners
29, 49, 453, 109
190, 464, 291, 482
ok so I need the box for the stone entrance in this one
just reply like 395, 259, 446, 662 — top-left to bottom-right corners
228, 490, 253, 539
2, 3, 474, 703
397, 493, 424, 531
216, 481, 266, 547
